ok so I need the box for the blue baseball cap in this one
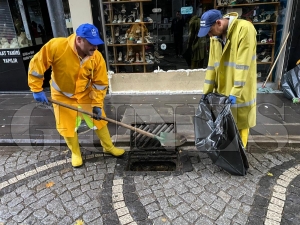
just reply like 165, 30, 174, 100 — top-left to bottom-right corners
76, 23, 104, 45
198, 9, 222, 37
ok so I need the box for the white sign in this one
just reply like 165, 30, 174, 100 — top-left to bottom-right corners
152, 8, 162, 13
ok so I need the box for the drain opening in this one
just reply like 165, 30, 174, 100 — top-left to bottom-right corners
126, 150, 180, 172
130, 160, 176, 171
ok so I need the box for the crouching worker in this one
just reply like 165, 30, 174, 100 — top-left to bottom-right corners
28, 23, 125, 167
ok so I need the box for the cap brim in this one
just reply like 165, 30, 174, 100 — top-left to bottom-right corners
198, 26, 210, 38
86, 37, 104, 45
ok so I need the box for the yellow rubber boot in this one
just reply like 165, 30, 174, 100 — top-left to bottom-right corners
239, 128, 249, 148
95, 126, 125, 157
64, 134, 83, 167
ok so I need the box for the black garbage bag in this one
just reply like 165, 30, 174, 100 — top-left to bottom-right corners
280, 65, 300, 100
194, 93, 249, 176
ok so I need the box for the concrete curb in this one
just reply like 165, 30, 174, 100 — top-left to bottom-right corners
1, 135, 300, 152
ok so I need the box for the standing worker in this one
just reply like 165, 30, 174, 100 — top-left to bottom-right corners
171, 11, 185, 58
187, 14, 208, 69
28, 23, 125, 167
198, 10, 257, 148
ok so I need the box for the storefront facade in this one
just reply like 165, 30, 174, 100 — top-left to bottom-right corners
0, 0, 297, 92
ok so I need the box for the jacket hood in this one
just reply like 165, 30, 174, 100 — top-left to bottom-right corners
223, 12, 239, 36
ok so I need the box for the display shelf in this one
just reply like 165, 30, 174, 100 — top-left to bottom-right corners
257, 61, 273, 65
108, 43, 151, 46
110, 62, 150, 66
104, 0, 154, 73
215, 2, 280, 8
105, 22, 152, 26
103, 0, 151, 3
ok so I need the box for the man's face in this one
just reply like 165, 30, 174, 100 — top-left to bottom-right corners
77, 37, 98, 56
207, 20, 225, 37
176, 12, 181, 18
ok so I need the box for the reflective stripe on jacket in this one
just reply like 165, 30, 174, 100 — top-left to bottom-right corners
204, 12, 257, 129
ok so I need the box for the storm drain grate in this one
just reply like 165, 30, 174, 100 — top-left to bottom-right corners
126, 122, 183, 172
130, 123, 176, 151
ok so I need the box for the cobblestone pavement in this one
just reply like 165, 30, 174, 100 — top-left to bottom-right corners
0, 146, 300, 225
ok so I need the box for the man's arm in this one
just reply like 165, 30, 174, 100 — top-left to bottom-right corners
230, 24, 256, 98
28, 40, 54, 92
203, 38, 217, 94
91, 54, 109, 108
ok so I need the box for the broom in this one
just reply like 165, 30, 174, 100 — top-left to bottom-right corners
260, 32, 290, 91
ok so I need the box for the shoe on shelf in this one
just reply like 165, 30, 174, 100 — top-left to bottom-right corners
134, 3, 139, 10
127, 16, 133, 23
115, 27, 120, 36
121, 4, 126, 13
146, 52, 154, 60
147, 17, 153, 23
112, 15, 117, 23
135, 18, 141, 22
117, 14, 122, 23
122, 15, 127, 23
261, 55, 271, 62
154, 51, 164, 59
261, 38, 267, 43
118, 52, 122, 61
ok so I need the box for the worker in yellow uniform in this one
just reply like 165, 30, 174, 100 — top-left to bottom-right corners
28, 23, 125, 167
198, 10, 257, 148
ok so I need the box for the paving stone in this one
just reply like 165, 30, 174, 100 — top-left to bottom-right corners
194, 215, 214, 225
229, 198, 242, 209
82, 208, 102, 223
153, 216, 171, 225
75, 193, 91, 205
33, 209, 48, 220
8, 204, 24, 216
211, 198, 227, 212
199, 192, 217, 205
176, 202, 192, 215
145, 202, 160, 213
183, 210, 198, 224
153, 190, 164, 198
163, 207, 179, 220
148, 210, 164, 220
168, 196, 183, 206
12, 208, 33, 223
172, 217, 189, 225
216, 215, 231, 225
1, 192, 17, 204
141, 195, 156, 206
41, 214, 57, 225
180, 192, 196, 204
217, 190, 231, 203
157, 197, 169, 208
199, 205, 220, 220
233, 212, 248, 225
223, 206, 239, 219
190, 198, 204, 210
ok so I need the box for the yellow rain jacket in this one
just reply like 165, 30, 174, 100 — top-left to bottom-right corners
28, 34, 108, 137
204, 12, 257, 129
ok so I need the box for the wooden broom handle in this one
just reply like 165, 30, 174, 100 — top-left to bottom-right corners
48, 98, 156, 139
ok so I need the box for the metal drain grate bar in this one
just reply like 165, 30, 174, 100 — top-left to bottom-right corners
131, 123, 176, 150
